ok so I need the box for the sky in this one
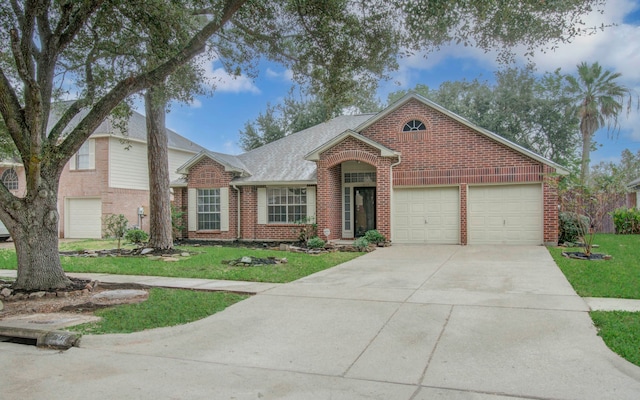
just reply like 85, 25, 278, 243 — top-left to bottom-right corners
162, 0, 640, 166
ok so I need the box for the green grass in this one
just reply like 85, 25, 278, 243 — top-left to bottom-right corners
549, 233, 640, 367
547, 234, 640, 299
591, 311, 640, 367
0, 240, 363, 334
70, 288, 248, 334
0, 242, 363, 283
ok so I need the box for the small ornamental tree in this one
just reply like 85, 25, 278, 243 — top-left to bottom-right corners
103, 214, 129, 252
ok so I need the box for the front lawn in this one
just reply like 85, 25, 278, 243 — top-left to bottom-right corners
0, 240, 364, 283
547, 234, 640, 299
70, 288, 248, 335
548, 233, 640, 368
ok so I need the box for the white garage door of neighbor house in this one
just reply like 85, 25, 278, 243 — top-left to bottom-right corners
393, 187, 459, 244
67, 198, 102, 239
468, 184, 543, 245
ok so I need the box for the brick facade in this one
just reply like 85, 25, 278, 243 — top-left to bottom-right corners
179, 97, 564, 245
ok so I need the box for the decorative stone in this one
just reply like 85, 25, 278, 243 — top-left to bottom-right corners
147, 256, 162, 261
92, 289, 148, 300
181, 252, 190, 257
279, 244, 290, 251
162, 257, 180, 262
29, 291, 46, 299
140, 248, 155, 255
240, 256, 252, 264
1, 287, 12, 297
0, 299, 3, 310
280, 258, 288, 264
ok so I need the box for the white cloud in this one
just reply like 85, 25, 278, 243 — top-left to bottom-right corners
206, 67, 261, 94
266, 67, 294, 82
188, 98, 202, 108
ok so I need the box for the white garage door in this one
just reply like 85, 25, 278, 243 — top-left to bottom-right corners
468, 184, 542, 245
66, 198, 102, 239
393, 187, 459, 244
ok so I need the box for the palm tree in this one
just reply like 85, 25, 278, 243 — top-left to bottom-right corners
565, 62, 634, 184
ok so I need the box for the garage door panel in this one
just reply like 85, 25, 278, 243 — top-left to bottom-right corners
469, 185, 542, 245
393, 187, 459, 244
67, 198, 102, 239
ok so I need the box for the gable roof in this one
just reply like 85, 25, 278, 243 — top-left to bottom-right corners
48, 102, 205, 154
176, 150, 249, 176
357, 93, 570, 175
177, 92, 571, 184
305, 130, 398, 161
176, 114, 373, 185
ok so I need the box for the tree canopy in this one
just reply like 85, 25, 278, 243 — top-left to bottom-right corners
0, 0, 607, 290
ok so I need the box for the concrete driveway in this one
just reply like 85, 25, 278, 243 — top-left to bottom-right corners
2, 245, 640, 399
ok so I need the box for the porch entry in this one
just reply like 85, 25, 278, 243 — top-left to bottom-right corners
341, 161, 377, 238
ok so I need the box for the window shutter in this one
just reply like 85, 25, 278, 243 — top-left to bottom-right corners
257, 187, 267, 224
306, 186, 316, 223
220, 187, 229, 232
88, 139, 96, 169
188, 188, 197, 231
70, 153, 77, 170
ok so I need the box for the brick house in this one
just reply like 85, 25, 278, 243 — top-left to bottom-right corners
0, 108, 204, 239
173, 94, 568, 245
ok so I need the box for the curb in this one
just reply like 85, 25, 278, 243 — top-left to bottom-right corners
0, 326, 80, 349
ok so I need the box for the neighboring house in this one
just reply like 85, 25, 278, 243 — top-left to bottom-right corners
0, 108, 205, 239
627, 177, 640, 208
173, 93, 569, 245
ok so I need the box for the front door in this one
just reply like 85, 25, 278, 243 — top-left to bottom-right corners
354, 187, 376, 237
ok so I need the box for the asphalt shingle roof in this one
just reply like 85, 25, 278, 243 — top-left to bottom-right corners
233, 114, 373, 183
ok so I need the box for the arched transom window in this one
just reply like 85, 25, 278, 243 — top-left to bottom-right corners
1, 169, 18, 190
402, 119, 426, 132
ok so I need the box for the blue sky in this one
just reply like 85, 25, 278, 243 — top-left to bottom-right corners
163, 0, 640, 166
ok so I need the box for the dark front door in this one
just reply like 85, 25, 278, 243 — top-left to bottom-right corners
354, 187, 376, 237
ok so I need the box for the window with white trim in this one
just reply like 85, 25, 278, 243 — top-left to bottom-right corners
197, 189, 221, 230
1, 169, 18, 190
268, 187, 307, 223
75, 141, 90, 169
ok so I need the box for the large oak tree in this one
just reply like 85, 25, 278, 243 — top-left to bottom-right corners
0, 0, 606, 290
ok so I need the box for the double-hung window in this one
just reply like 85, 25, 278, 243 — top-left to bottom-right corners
197, 189, 221, 230
267, 188, 306, 223
75, 141, 90, 169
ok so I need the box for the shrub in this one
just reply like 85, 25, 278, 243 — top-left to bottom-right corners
353, 237, 369, 250
611, 207, 640, 234
103, 214, 129, 251
558, 212, 590, 244
295, 217, 318, 243
171, 204, 186, 240
125, 228, 149, 245
306, 236, 326, 249
364, 229, 386, 244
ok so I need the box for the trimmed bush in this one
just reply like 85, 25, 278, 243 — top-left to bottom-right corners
364, 229, 386, 245
611, 207, 640, 234
353, 237, 369, 250
306, 236, 326, 249
559, 212, 590, 243
125, 228, 149, 245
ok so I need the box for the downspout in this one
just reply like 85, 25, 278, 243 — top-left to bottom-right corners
390, 154, 401, 242
232, 184, 240, 240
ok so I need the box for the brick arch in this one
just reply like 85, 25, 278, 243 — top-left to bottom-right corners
322, 150, 380, 169
399, 115, 432, 143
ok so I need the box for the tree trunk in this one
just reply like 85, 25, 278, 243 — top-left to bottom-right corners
145, 88, 174, 250
580, 129, 591, 184
10, 184, 71, 291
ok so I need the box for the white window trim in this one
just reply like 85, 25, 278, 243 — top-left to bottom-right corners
257, 186, 315, 225
188, 187, 229, 232
70, 139, 95, 170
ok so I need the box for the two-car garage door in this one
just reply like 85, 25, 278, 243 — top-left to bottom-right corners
392, 184, 543, 245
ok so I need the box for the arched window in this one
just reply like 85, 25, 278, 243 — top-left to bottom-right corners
402, 119, 426, 132
1, 169, 18, 190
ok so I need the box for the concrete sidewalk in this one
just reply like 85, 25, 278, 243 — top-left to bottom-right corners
1, 246, 640, 399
